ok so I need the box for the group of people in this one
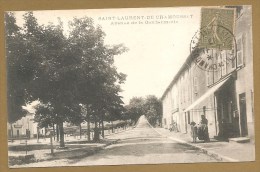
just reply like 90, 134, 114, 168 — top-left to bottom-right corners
169, 121, 178, 132
190, 115, 210, 143
168, 115, 210, 143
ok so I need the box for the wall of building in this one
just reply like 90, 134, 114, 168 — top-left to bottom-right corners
162, 91, 172, 129
234, 6, 254, 140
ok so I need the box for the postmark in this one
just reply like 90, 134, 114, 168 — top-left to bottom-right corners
190, 7, 237, 72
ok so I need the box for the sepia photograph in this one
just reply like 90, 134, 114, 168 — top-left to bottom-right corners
4, 5, 255, 168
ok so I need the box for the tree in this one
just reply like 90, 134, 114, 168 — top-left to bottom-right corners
5, 12, 31, 125
126, 97, 145, 124
34, 102, 56, 129
143, 95, 162, 126
5, 12, 128, 146
5, 12, 38, 139
67, 17, 127, 142
22, 12, 71, 147
126, 95, 162, 127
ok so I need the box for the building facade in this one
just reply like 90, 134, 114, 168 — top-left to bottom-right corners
162, 6, 254, 141
7, 113, 45, 139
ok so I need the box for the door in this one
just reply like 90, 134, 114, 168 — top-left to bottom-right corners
16, 130, 19, 138
239, 93, 248, 136
184, 112, 187, 133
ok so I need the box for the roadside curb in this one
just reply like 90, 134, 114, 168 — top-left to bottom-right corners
152, 128, 239, 162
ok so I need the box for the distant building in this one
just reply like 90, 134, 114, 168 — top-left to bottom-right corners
7, 113, 45, 139
161, 6, 254, 141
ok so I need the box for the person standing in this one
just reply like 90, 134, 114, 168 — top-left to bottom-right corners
200, 115, 208, 125
199, 115, 210, 142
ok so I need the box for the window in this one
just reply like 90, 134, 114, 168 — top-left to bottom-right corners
221, 51, 227, 76
193, 77, 198, 94
206, 71, 210, 86
184, 80, 186, 103
179, 82, 182, 104
171, 90, 174, 109
231, 49, 236, 69
217, 54, 221, 79
188, 75, 191, 101
237, 35, 244, 67
188, 78, 191, 101
182, 77, 185, 103
225, 6, 243, 18
181, 77, 184, 103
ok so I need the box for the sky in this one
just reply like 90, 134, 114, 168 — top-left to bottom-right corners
14, 7, 201, 105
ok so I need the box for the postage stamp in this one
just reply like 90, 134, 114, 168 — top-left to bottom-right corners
199, 7, 236, 50
190, 7, 237, 72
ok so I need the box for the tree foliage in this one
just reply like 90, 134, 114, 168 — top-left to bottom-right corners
5, 12, 32, 123
125, 95, 162, 126
125, 97, 145, 123
143, 95, 162, 126
5, 12, 128, 145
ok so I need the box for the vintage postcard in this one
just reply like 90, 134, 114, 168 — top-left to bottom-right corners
4, 5, 254, 168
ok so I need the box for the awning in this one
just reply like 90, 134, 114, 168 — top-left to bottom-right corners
184, 77, 230, 112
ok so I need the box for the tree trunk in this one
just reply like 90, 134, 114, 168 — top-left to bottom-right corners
50, 132, 54, 154
87, 108, 91, 141
59, 122, 65, 147
79, 123, 82, 140
52, 124, 55, 141
111, 121, 114, 133
44, 127, 47, 140
101, 114, 104, 138
93, 120, 100, 142
87, 120, 91, 141
11, 123, 14, 142
56, 124, 59, 142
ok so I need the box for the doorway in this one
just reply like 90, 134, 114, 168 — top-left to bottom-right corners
239, 93, 248, 136
216, 79, 240, 138
184, 112, 188, 133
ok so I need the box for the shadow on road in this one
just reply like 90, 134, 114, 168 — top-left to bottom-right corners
68, 137, 201, 164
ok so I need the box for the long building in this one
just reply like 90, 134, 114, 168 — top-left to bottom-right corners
161, 6, 254, 142
7, 113, 43, 139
